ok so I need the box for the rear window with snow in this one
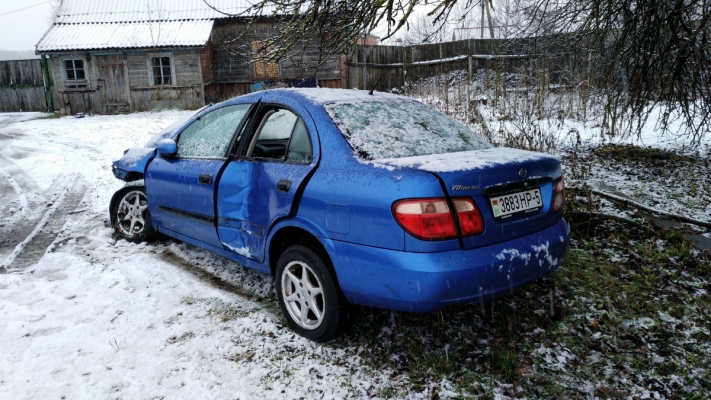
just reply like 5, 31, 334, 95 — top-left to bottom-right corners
326, 100, 491, 160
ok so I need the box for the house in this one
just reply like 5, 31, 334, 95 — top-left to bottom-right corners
35, 0, 347, 115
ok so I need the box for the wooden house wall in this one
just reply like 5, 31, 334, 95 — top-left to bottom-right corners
200, 41, 214, 84
210, 19, 344, 101
49, 49, 205, 114
50, 53, 101, 114
126, 50, 204, 111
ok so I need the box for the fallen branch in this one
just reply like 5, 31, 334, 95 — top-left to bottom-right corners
568, 210, 657, 235
570, 187, 711, 230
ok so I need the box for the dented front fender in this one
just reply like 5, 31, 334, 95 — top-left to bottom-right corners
112, 147, 156, 181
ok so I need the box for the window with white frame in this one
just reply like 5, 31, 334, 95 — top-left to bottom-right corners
64, 59, 87, 88
151, 56, 172, 86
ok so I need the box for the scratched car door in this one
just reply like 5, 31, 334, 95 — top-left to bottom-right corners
216, 99, 319, 262
145, 103, 252, 248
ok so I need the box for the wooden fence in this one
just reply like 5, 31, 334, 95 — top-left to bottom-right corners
0, 59, 54, 112
348, 37, 578, 92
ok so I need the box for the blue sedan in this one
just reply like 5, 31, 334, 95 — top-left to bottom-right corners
110, 88, 570, 341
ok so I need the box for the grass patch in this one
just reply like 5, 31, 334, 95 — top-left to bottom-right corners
330, 209, 711, 398
39, 112, 62, 119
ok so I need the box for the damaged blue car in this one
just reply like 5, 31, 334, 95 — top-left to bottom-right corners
110, 88, 570, 341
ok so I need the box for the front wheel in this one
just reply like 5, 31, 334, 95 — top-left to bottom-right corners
110, 187, 156, 243
275, 245, 351, 342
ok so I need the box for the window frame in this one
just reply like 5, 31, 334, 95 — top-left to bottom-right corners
147, 53, 176, 87
242, 105, 313, 165
63, 58, 88, 89
250, 40, 281, 80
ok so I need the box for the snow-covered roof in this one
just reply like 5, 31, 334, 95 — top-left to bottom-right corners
54, 0, 275, 24
36, 0, 282, 52
36, 20, 214, 52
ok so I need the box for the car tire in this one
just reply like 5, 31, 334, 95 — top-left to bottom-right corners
110, 187, 156, 243
275, 245, 351, 342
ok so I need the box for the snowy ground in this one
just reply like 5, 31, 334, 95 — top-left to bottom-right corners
1, 99, 709, 399
0, 111, 395, 399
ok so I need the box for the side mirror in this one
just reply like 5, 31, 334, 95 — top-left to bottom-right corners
157, 139, 177, 158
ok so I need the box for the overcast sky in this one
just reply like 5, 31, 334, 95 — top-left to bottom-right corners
0, 0, 435, 53
0, 0, 56, 52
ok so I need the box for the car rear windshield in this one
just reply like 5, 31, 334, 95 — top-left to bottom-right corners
326, 100, 491, 160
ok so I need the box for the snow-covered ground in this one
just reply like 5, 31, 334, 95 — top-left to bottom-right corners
0, 111, 395, 399
0, 97, 709, 399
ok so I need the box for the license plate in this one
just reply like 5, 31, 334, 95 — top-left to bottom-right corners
490, 188, 542, 219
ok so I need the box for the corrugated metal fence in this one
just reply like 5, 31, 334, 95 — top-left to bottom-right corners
348, 37, 578, 92
0, 59, 54, 112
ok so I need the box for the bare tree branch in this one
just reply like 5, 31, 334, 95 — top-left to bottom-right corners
203, 0, 710, 145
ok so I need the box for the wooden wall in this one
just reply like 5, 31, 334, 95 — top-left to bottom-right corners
48, 49, 205, 115
126, 50, 204, 111
349, 37, 576, 92
0, 59, 54, 112
210, 19, 343, 101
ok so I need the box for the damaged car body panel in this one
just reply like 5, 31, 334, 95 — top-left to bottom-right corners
111, 147, 156, 181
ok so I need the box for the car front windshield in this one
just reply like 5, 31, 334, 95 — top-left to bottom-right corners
326, 100, 491, 160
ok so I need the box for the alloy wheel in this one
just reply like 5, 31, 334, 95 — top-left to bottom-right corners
280, 260, 325, 330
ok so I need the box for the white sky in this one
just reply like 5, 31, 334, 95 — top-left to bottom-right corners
0, 0, 56, 52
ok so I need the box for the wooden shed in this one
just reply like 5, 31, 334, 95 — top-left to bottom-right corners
35, 0, 346, 115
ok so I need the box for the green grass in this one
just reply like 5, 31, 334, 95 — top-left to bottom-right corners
329, 211, 711, 398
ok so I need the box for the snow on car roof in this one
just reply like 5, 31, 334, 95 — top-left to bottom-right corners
270, 88, 416, 106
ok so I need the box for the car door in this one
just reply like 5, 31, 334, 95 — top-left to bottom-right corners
216, 99, 319, 262
145, 103, 254, 247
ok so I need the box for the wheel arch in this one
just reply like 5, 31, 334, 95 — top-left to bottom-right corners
124, 171, 144, 182
266, 219, 336, 279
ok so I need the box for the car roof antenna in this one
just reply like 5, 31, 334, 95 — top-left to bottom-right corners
368, 77, 382, 95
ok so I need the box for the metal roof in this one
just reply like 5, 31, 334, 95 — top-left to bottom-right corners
35, 0, 293, 52
54, 0, 279, 24
36, 20, 214, 52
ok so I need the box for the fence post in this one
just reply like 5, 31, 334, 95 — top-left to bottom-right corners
402, 46, 406, 90
468, 40, 472, 84
41, 55, 53, 112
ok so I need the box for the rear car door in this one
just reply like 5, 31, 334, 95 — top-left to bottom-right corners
216, 99, 319, 262
145, 103, 253, 247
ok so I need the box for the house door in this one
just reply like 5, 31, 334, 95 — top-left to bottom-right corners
97, 58, 129, 113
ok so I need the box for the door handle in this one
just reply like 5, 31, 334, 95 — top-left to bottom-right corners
198, 173, 213, 185
276, 180, 291, 193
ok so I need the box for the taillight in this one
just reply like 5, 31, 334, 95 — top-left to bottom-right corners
552, 177, 565, 213
393, 198, 457, 240
392, 197, 484, 240
453, 198, 485, 236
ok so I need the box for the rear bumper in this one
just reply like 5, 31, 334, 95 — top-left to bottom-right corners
328, 218, 570, 312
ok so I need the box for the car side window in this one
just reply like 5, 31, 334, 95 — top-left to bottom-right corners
247, 108, 312, 163
177, 104, 251, 158
286, 119, 312, 163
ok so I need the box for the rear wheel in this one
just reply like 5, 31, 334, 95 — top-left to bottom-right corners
275, 245, 350, 341
110, 187, 156, 243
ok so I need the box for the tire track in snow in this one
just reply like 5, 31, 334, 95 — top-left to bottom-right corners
0, 115, 91, 269
0, 174, 89, 269
0, 163, 28, 216
0, 176, 74, 269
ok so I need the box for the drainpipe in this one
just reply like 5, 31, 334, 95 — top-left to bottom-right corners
40, 55, 54, 112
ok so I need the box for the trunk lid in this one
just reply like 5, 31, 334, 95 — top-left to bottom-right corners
376, 147, 562, 247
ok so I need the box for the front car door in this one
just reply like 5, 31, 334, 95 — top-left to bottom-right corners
216, 99, 319, 261
145, 103, 253, 248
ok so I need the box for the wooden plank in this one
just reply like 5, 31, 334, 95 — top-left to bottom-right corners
0, 59, 43, 86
